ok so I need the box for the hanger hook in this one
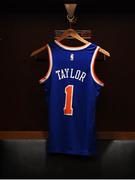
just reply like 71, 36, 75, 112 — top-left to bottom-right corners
64, 4, 77, 29
67, 15, 75, 28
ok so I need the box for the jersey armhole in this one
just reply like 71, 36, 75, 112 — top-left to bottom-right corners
90, 46, 104, 87
39, 44, 53, 84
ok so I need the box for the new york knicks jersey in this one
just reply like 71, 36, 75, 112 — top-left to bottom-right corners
39, 40, 104, 156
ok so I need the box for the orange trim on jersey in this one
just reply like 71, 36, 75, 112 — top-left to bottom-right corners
54, 40, 91, 51
90, 46, 104, 87
39, 45, 53, 84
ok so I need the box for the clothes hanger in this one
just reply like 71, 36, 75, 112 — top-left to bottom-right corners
56, 28, 90, 44
55, 28, 110, 57
30, 44, 47, 57
30, 28, 110, 57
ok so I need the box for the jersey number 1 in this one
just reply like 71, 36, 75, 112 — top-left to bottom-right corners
64, 85, 74, 116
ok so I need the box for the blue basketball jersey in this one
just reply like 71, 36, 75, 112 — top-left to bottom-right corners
39, 40, 104, 156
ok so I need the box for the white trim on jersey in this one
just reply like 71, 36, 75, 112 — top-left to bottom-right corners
90, 46, 104, 87
54, 40, 91, 51
39, 44, 53, 84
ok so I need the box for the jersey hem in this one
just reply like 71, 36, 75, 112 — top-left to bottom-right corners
47, 149, 96, 156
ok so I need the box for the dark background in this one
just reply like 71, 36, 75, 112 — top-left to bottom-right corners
0, 0, 135, 131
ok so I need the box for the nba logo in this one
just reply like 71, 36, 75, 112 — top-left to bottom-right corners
70, 53, 74, 61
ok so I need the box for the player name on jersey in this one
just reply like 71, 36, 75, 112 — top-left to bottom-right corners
55, 68, 87, 82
